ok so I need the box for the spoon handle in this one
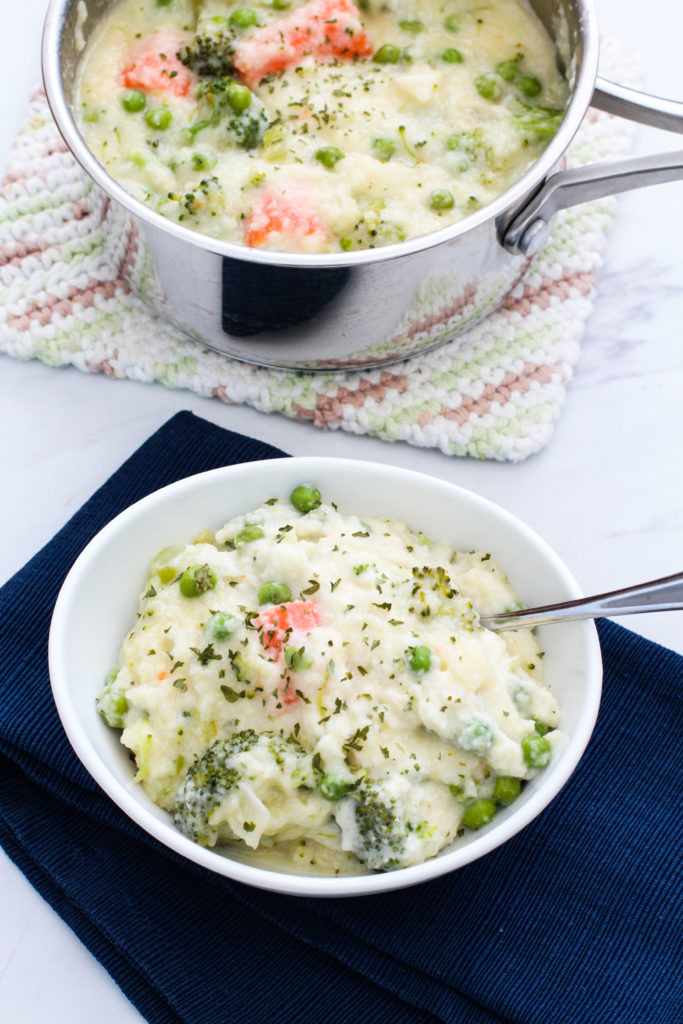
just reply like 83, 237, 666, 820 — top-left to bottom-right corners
480, 571, 683, 632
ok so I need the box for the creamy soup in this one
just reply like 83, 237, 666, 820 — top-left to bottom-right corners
98, 484, 561, 874
75, 0, 567, 253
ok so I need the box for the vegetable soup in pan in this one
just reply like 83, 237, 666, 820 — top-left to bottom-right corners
76, 0, 568, 253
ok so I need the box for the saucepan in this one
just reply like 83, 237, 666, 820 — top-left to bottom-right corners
42, 0, 683, 370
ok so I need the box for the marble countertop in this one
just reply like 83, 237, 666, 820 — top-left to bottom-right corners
1, 0, 681, 1019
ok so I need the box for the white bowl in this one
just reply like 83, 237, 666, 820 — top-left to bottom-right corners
49, 458, 602, 896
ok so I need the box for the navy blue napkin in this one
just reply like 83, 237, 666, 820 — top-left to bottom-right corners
0, 411, 680, 1024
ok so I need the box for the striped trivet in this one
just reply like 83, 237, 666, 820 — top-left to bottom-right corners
0, 41, 638, 460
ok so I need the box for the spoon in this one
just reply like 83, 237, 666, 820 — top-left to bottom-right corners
480, 571, 683, 632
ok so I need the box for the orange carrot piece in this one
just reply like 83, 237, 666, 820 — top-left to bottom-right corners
245, 188, 326, 250
122, 32, 197, 98
278, 680, 302, 708
254, 600, 321, 656
234, 0, 372, 87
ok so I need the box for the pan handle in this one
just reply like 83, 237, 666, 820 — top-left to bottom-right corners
592, 77, 683, 134
502, 77, 683, 255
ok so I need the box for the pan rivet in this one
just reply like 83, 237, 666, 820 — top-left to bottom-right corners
519, 219, 549, 255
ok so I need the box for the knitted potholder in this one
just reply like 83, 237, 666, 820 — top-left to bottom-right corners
0, 42, 637, 460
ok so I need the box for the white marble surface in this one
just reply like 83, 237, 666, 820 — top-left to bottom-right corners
1, 0, 681, 1020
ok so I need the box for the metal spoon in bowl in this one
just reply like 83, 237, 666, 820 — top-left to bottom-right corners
480, 571, 683, 632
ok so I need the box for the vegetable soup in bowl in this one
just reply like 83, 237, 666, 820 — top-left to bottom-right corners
49, 458, 602, 896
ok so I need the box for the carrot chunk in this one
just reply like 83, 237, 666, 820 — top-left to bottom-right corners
244, 187, 327, 251
234, 0, 372, 87
122, 32, 197, 98
254, 600, 321, 656
278, 680, 302, 708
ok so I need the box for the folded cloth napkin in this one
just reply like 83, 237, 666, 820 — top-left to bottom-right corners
0, 42, 640, 461
0, 411, 680, 1024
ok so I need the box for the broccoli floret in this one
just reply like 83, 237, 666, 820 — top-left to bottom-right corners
174, 729, 258, 844
227, 108, 268, 150
177, 30, 236, 78
174, 730, 317, 847
165, 175, 224, 221
186, 78, 267, 150
335, 778, 411, 870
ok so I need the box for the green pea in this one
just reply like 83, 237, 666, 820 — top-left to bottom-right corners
290, 484, 322, 513
272, 0, 290, 7
191, 151, 217, 171
285, 645, 313, 672
144, 107, 172, 130
521, 733, 552, 768
179, 564, 217, 597
446, 131, 474, 154
474, 74, 502, 101
235, 524, 264, 545
511, 684, 531, 712
121, 89, 146, 113
156, 0, 173, 6
493, 775, 521, 806
340, 237, 354, 251
205, 611, 241, 640
258, 581, 292, 605
429, 188, 455, 211
459, 718, 493, 755
444, 14, 460, 32
462, 798, 496, 830
372, 136, 396, 162
315, 146, 345, 169
534, 719, 551, 736
516, 74, 542, 98
373, 43, 402, 64
495, 59, 521, 82
319, 774, 350, 801
226, 82, 252, 111
407, 645, 431, 674
399, 19, 424, 32
229, 7, 259, 28
441, 48, 463, 64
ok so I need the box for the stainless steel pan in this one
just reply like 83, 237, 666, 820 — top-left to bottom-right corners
42, 0, 683, 370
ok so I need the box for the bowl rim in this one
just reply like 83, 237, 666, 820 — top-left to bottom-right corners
48, 457, 603, 896
41, 0, 601, 269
